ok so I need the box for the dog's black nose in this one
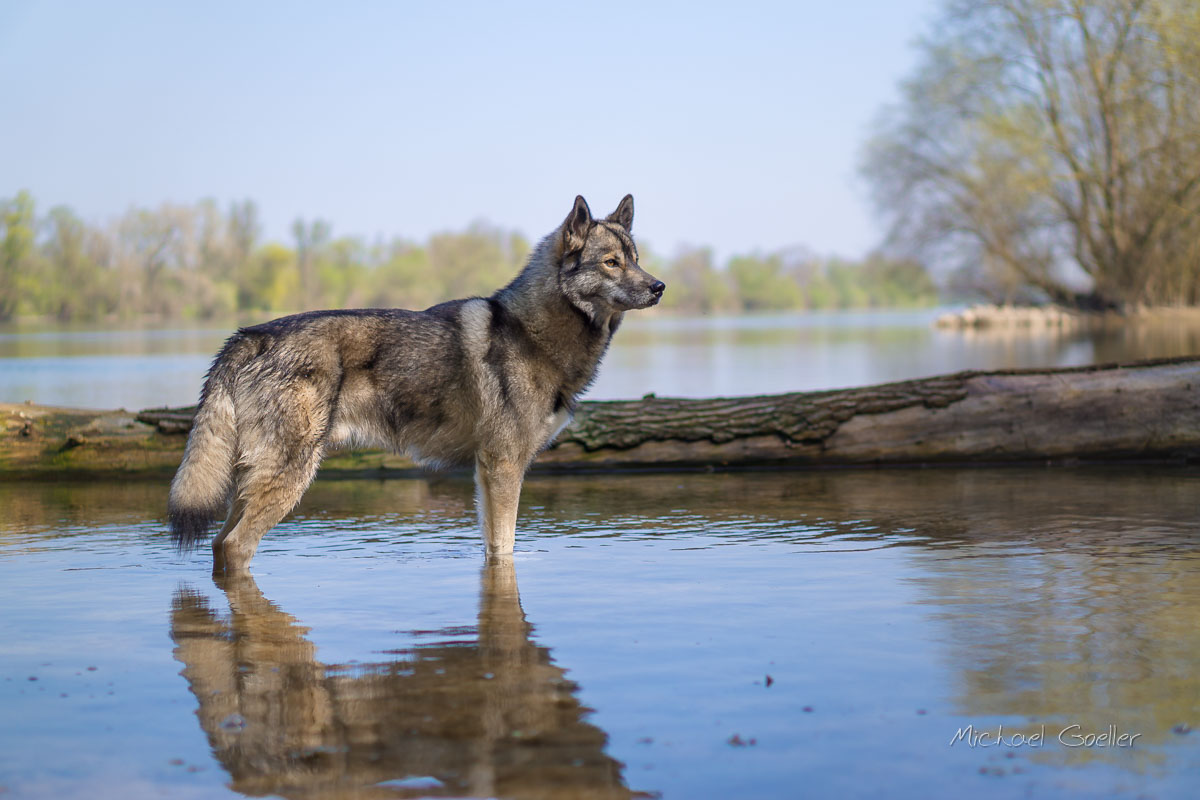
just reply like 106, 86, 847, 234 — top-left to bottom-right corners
649, 280, 666, 296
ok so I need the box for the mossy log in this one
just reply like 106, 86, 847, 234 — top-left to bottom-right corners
3, 357, 1198, 479
538, 357, 1200, 469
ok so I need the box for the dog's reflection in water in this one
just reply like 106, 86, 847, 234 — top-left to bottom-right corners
171, 559, 637, 800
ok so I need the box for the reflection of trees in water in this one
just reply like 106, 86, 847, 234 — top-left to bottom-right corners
912, 550, 1200, 767
0, 480, 169, 545
520, 468, 1200, 549
937, 317, 1200, 367
1088, 320, 1200, 364
170, 559, 636, 799
525, 461, 1200, 772
895, 481, 1200, 768
521, 466, 1200, 771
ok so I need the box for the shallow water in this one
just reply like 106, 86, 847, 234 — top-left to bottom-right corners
2, 468, 1198, 799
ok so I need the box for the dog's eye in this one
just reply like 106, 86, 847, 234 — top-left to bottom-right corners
604, 258, 619, 268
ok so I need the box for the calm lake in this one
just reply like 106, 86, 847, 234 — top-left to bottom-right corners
3, 470, 1199, 799
2, 311, 1199, 799
4, 308, 1200, 409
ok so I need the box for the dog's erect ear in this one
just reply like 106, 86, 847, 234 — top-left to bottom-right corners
562, 195, 592, 254
606, 194, 634, 232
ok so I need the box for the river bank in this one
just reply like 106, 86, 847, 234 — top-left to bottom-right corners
5, 357, 1199, 479
935, 304, 1200, 330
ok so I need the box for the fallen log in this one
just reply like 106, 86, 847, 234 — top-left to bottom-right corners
541, 356, 1200, 470
3, 357, 1198, 479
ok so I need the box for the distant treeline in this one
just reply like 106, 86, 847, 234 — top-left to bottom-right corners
653, 247, 937, 313
0, 191, 938, 322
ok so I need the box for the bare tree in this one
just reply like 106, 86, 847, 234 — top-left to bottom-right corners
863, 0, 1200, 309
291, 218, 330, 310
115, 204, 197, 317
227, 199, 260, 272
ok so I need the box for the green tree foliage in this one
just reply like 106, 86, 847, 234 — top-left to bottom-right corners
727, 253, 805, 311
43, 206, 105, 320
862, 0, 1200, 309
0, 191, 38, 321
656, 247, 738, 313
0, 191, 940, 322
860, 255, 941, 308
657, 247, 940, 313
429, 223, 528, 299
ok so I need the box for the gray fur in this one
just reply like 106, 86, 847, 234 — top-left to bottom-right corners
168, 195, 665, 573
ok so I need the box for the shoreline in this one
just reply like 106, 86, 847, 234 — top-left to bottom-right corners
5, 303, 1200, 335
5, 357, 1200, 479
935, 304, 1200, 330
0, 305, 942, 332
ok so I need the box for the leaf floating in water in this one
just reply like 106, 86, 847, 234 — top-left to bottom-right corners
219, 713, 247, 732
375, 776, 445, 790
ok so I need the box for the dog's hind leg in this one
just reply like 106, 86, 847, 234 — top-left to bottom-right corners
212, 359, 341, 574
210, 493, 247, 575
475, 454, 524, 556
213, 448, 324, 574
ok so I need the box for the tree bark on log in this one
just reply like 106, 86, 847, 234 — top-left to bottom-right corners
538, 357, 1200, 469
3, 357, 1198, 479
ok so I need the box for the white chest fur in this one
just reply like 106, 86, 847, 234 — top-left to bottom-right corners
544, 407, 572, 445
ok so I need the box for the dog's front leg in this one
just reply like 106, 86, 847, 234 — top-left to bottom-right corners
474, 455, 524, 555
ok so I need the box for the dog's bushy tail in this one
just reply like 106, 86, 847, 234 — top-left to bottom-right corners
168, 336, 251, 551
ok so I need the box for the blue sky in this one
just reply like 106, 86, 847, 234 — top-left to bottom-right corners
0, 1, 939, 260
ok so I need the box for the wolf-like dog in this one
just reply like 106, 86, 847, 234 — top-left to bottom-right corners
169, 194, 664, 573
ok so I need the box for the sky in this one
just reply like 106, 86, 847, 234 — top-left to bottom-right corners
0, 0, 940, 261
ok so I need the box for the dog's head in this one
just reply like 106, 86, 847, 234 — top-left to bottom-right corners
557, 195, 665, 320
